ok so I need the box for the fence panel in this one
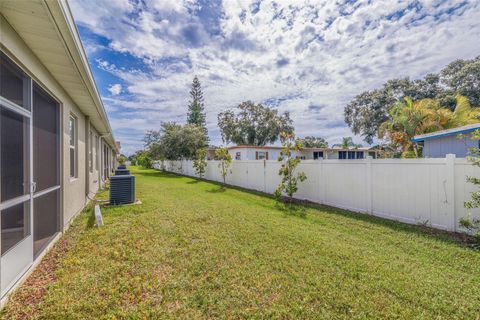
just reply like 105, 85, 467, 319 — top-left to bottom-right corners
322, 160, 368, 212
230, 161, 248, 188
247, 161, 266, 192
156, 156, 480, 232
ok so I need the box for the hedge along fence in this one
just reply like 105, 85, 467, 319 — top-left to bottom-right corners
153, 154, 480, 233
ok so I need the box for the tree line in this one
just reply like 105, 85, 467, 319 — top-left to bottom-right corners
345, 56, 480, 156
130, 76, 335, 165
130, 55, 479, 164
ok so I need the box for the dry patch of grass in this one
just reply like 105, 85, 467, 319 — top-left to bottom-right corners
1, 221, 77, 319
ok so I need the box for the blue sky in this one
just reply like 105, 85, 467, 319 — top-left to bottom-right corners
70, 0, 480, 155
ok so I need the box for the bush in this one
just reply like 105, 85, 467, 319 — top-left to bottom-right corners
274, 133, 307, 203
215, 147, 232, 186
193, 148, 207, 178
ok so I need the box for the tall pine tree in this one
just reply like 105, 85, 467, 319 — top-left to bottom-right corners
187, 76, 208, 144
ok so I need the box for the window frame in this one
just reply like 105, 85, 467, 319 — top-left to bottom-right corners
89, 130, 93, 173
95, 135, 99, 171
69, 114, 78, 179
0, 51, 30, 111
313, 151, 324, 160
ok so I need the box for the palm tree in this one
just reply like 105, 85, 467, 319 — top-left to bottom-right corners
378, 97, 442, 157
446, 95, 480, 128
378, 95, 480, 157
333, 137, 363, 149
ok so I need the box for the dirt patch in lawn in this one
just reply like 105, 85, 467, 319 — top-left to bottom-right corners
0, 231, 73, 320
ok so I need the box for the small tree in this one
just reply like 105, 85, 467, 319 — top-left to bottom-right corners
117, 154, 127, 165
136, 151, 152, 168
193, 148, 207, 179
462, 129, 480, 244
274, 133, 307, 203
215, 147, 232, 186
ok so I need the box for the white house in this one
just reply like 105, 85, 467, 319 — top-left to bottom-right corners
0, 0, 118, 302
412, 123, 480, 158
227, 145, 377, 160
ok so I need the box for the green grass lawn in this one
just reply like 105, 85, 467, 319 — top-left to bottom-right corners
2, 166, 480, 319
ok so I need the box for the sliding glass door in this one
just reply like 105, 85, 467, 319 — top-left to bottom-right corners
0, 54, 33, 296
0, 52, 60, 295
32, 85, 60, 257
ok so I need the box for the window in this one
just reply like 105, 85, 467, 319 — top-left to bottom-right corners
356, 151, 364, 159
235, 152, 241, 160
69, 115, 77, 178
89, 131, 93, 173
33, 84, 59, 191
296, 156, 306, 160
313, 151, 323, 160
256, 151, 268, 160
0, 51, 29, 110
95, 135, 99, 170
339, 151, 347, 159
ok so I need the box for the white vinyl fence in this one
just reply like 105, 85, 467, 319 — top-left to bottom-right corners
153, 154, 480, 232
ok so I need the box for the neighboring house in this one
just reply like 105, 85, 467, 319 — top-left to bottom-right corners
0, 0, 118, 301
412, 123, 480, 158
227, 146, 377, 160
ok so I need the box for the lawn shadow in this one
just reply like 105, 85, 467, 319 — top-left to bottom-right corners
276, 202, 307, 218
86, 207, 95, 229
207, 186, 227, 193
187, 180, 200, 184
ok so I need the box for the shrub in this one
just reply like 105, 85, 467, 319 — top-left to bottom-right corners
215, 147, 232, 186
137, 152, 152, 168
462, 129, 480, 244
274, 133, 307, 203
193, 148, 207, 178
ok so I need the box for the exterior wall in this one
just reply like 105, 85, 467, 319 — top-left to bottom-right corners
423, 134, 478, 158
156, 156, 480, 233
229, 148, 305, 160
2, 19, 116, 227
228, 148, 374, 160
326, 150, 339, 159
88, 127, 101, 196
246, 148, 281, 160
62, 106, 88, 226
1, 15, 84, 227
0, 12, 118, 302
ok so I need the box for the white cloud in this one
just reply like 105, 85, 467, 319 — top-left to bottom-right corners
70, 0, 480, 154
108, 84, 122, 96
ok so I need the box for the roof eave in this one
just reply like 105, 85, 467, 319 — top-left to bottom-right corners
412, 127, 480, 143
45, 0, 119, 153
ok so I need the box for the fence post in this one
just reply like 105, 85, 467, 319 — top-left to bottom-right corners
445, 154, 456, 231
366, 156, 373, 214
263, 160, 267, 193
319, 158, 326, 204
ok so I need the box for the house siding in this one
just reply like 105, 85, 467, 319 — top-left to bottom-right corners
0, 12, 117, 302
228, 147, 370, 160
423, 134, 478, 158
